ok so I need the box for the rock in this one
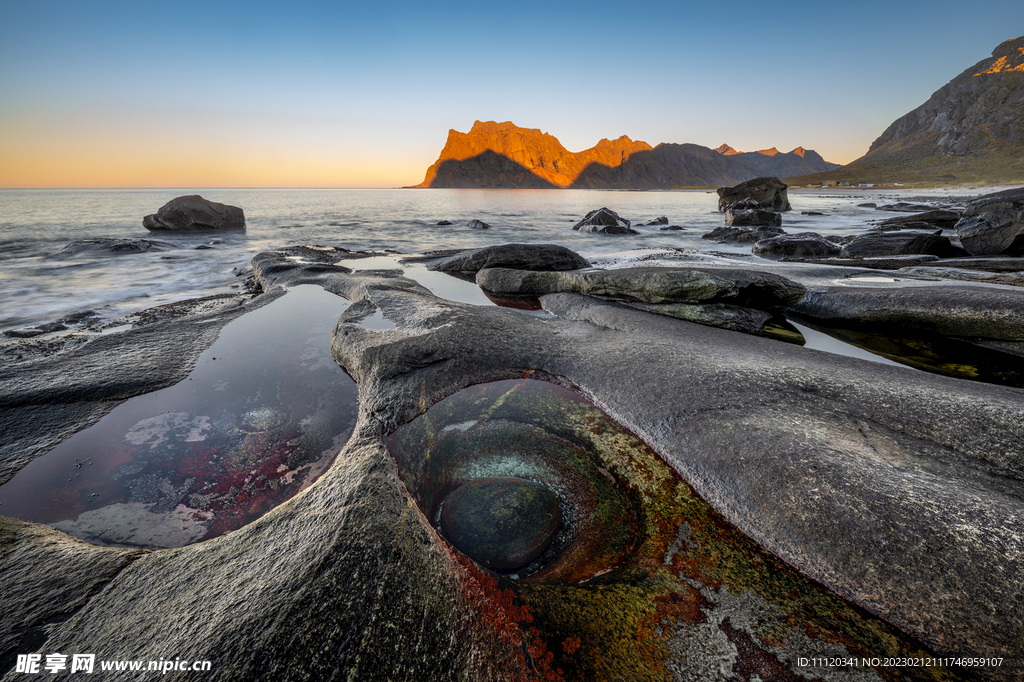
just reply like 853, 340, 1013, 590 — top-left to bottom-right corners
898, 267, 1024, 287
58, 311, 99, 325
624, 301, 777, 337
572, 207, 637, 234
801, 211, 826, 216
438, 477, 561, 572
725, 198, 783, 227
753, 232, 842, 258
660, 225, 685, 231
919, 257, 1024, 273
858, 203, 877, 208
779, 255, 942, 270
436, 220, 453, 226
642, 216, 669, 225
475, 266, 806, 310
423, 244, 590, 273
2, 323, 66, 339
702, 225, 784, 243
717, 176, 791, 212
0, 517, 146, 667
874, 210, 963, 231
142, 195, 245, 232
6, 251, 1024, 680
793, 285, 1024, 341
467, 219, 490, 229
955, 187, 1024, 256
50, 238, 174, 258
195, 245, 214, 250
840, 230, 958, 258
877, 202, 934, 212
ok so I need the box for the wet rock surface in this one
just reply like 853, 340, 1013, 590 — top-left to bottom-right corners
724, 199, 782, 228
877, 202, 935, 212
49, 238, 175, 258
0, 517, 147, 671
142, 195, 246, 232
418, 243, 590, 273
955, 187, 1024, 256
873, 209, 962, 231
717, 176, 791, 212
438, 477, 561, 572
753, 231, 842, 258
701, 224, 784, 243
475, 265, 806, 310
839, 230, 959, 258
793, 284, 1024, 341
572, 207, 637, 234
2, 247, 1023, 681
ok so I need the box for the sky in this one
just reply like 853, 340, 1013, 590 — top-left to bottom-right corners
2, 1, 1022, 188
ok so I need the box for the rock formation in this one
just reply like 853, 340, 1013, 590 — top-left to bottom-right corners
717, 176, 792, 212
143, 195, 245, 232
955, 187, 1024, 255
724, 198, 783, 227
418, 244, 590, 274
412, 121, 840, 189
752, 232, 842, 258
791, 36, 1024, 185
572, 208, 637, 234
3, 249, 1024, 680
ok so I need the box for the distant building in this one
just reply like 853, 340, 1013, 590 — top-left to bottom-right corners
858, 183, 874, 187
822, 180, 836, 188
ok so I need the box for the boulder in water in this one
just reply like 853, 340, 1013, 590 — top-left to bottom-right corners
573, 208, 637, 234
702, 225, 784, 243
425, 244, 590, 273
955, 187, 1024, 256
717, 176, 791, 212
840, 230, 958, 258
143, 195, 245, 232
725, 198, 782, 227
753, 232, 842, 258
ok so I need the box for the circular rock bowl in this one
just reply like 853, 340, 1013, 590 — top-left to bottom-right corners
438, 476, 562, 572
386, 380, 641, 581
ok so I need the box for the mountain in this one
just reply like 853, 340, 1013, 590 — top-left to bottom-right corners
788, 36, 1024, 186
411, 121, 839, 189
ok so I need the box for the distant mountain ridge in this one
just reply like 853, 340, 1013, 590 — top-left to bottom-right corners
411, 121, 840, 189
788, 36, 1024, 185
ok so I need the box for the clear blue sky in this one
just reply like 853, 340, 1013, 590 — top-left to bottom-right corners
2, 0, 1021, 187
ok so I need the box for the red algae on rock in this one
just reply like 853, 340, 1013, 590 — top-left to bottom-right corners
386, 378, 967, 681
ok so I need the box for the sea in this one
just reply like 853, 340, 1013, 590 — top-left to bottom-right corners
0, 187, 924, 332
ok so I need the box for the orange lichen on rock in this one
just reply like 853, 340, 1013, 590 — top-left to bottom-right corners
975, 46, 1024, 74
414, 121, 652, 188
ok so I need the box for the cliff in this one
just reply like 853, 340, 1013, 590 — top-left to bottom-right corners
412, 121, 839, 189
789, 36, 1024, 185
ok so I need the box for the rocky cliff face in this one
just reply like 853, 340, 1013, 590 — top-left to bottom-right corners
413, 121, 838, 189
833, 36, 1024, 182
413, 121, 652, 188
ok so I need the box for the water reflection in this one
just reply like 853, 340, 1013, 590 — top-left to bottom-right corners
791, 315, 1024, 388
0, 285, 358, 548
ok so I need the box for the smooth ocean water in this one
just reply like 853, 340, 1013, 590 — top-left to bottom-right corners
1, 187, 915, 330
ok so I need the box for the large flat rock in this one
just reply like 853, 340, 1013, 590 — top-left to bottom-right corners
3, 251, 1022, 681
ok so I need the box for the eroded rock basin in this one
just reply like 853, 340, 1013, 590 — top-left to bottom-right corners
386, 379, 957, 681
0, 285, 357, 548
